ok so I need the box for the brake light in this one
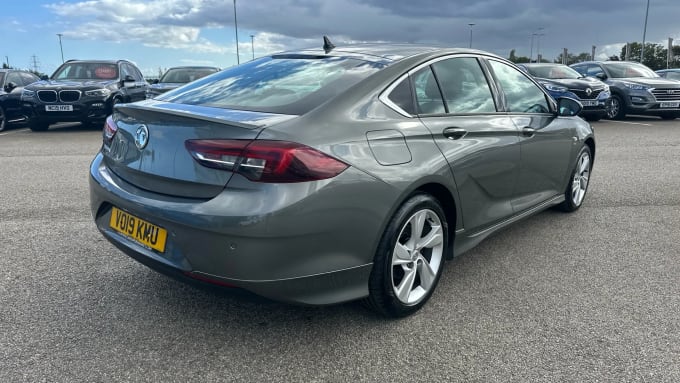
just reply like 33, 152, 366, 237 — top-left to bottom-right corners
185, 139, 349, 183
103, 115, 118, 146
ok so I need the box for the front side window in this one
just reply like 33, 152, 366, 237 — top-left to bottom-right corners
157, 56, 384, 115
488, 60, 550, 113
431, 57, 496, 114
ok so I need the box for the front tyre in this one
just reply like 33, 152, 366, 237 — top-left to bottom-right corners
28, 120, 49, 132
366, 194, 448, 317
606, 95, 626, 120
558, 146, 592, 212
0, 106, 6, 132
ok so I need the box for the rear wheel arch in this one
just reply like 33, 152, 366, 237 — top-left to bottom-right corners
407, 182, 458, 259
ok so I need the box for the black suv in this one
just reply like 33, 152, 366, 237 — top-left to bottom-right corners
570, 61, 680, 120
1, 69, 40, 132
21, 59, 148, 131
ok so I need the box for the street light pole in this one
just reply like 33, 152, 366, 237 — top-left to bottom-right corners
468, 23, 475, 49
233, 0, 240, 65
640, 0, 650, 63
535, 27, 545, 63
57, 33, 64, 63
530, 33, 535, 62
250, 35, 255, 60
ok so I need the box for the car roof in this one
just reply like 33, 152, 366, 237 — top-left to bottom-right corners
166, 66, 220, 70
656, 68, 680, 72
63, 59, 132, 64
274, 44, 490, 65
521, 63, 566, 67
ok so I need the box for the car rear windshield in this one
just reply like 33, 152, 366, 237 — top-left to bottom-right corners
155, 56, 385, 115
603, 62, 658, 78
52, 63, 119, 80
525, 65, 582, 79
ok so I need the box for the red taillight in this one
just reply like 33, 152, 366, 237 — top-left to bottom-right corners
103, 115, 118, 146
185, 139, 349, 183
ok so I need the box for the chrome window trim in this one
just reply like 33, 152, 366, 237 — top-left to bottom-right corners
380, 53, 496, 118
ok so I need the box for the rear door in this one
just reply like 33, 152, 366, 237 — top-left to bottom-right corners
415, 56, 521, 232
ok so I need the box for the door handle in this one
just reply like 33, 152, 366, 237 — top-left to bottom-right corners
443, 127, 467, 140
522, 127, 535, 137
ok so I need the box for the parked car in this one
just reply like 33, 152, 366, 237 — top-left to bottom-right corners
21, 59, 148, 131
0, 69, 40, 131
518, 63, 610, 121
146, 66, 220, 98
570, 61, 680, 120
655, 68, 680, 81
90, 41, 594, 317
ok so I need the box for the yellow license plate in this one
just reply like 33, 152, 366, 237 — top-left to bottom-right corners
109, 207, 168, 253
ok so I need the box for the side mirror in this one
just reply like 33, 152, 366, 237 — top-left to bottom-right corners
595, 73, 607, 80
4, 81, 17, 93
556, 97, 583, 117
122, 75, 136, 87
40, 75, 49, 81
152, 79, 159, 84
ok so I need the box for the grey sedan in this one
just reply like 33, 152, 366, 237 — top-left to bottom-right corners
89, 41, 594, 317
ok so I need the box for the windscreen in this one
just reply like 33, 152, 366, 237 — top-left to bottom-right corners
526, 65, 582, 79
156, 56, 385, 115
160, 68, 219, 83
603, 62, 659, 78
52, 63, 119, 80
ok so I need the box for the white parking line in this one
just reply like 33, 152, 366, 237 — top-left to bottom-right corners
598, 120, 653, 126
0, 128, 29, 136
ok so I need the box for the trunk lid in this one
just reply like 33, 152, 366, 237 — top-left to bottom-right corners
103, 100, 297, 198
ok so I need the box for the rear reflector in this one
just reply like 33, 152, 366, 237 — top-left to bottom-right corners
185, 139, 349, 183
103, 115, 118, 146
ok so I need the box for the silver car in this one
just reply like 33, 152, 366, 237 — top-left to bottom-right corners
90, 41, 594, 317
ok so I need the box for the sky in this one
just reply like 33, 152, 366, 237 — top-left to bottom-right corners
1, 0, 679, 77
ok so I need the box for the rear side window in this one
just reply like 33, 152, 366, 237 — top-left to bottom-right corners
413, 66, 446, 115
431, 57, 496, 114
157, 56, 384, 115
386, 77, 416, 115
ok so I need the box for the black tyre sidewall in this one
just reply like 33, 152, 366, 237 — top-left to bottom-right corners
367, 193, 448, 317
0, 106, 6, 132
607, 95, 625, 120
559, 145, 592, 212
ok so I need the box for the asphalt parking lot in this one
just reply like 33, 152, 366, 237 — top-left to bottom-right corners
1, 118, 679, 382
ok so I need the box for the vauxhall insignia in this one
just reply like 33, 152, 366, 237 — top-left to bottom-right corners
134, 125, 149, 149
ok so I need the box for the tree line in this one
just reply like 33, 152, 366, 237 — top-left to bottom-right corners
508, 42, 680, 70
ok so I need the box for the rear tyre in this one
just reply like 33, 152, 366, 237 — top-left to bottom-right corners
558, 145, 592, 212
365, 194, 448, 317
0, 106, 6, 132
606, 95, 626, 120
28, 120, 49, 132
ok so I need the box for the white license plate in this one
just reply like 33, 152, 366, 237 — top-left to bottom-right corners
45, 105, 73, 112
659, 101, 680, 108
580, 100, 599, 107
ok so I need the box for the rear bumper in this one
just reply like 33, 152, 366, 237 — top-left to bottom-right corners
89, 153, 389, 305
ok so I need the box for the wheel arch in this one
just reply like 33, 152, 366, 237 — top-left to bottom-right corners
408, 182, 458, 260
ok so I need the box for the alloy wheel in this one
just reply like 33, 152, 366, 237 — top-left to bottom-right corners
606, 97, 619, 119
390, 208, 444, 305
571, 151, 591, 206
